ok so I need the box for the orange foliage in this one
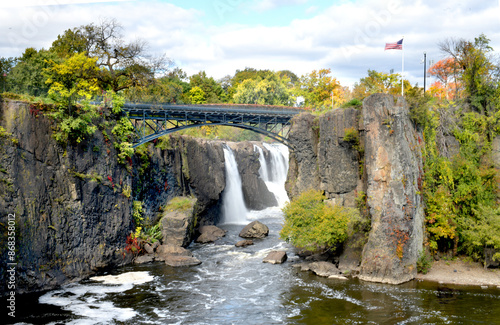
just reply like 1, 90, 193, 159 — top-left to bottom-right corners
428, 58, 462, 100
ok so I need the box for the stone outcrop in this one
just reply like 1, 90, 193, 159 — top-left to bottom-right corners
235, 240, 254, 247
161, 197, 197, 247
295, 261, 347, 279
286, 94, 425, 284
195, 225, 226, 243
359, 94, 424, 284
286, 107, 362, 207
239, 221, 269, 239
263, 251, 287, 264
156, 244, 201, 267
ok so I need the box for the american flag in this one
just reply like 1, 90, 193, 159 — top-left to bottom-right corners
385, 39, 403, 50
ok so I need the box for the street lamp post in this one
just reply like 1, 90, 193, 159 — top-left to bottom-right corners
423, 52, 427, 93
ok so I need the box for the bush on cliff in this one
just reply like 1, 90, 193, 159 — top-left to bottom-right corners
280, 189, 359, 251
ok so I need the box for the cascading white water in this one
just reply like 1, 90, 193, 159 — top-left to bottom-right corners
221, 145, 248, 224
255, 143, 289, 207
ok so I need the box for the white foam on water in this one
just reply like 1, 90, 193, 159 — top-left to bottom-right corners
90, 271, 154, 285
39, 272, 154, 324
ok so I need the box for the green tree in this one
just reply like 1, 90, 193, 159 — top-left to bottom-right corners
8, 48, 58, 96
297, 68, 345, 110
352, 69, 410, 100
233, 72, 294, 106
51, 18, 171, 92
0, 57, 14, 92
189, 71, 223, 103
50, 28, 88, 58
439, 34, 499, 114
280, 189, 359, 251
188, 86, 207, 104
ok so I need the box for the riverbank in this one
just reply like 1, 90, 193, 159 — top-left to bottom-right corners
416, 259, 500, 288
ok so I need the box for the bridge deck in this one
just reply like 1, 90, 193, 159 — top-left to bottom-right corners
122, 103, 303, 148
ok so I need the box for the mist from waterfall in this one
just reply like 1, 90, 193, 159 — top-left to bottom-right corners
221, 145, 248, 224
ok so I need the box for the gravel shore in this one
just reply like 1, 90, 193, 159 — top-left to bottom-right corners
416, 259, 500, 288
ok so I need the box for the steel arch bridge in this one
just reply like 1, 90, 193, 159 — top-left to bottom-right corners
122, 103, 303, 148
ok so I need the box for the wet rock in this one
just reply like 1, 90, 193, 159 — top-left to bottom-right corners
239, 221, 269, 239
151, 241, 160, 250
164, 255, 202, 267
235, 240, 254, 247
143, 243, 155, 255
300, 261, 340, 277
134, 254, 155, 265
155, 244, 193, 262
263, 251, 287, 264
195, 225, 226, 243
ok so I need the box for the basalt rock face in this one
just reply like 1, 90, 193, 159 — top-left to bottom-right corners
359, 94, 424, 284
287, 107, 362, 206
286, 94, 425, 284
0, 99, 283, 293
0, 100, 134, 294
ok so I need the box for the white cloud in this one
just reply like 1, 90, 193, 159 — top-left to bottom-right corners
0, 0, 130, 9
0, 0, 499, 87
253, 0, 308, 12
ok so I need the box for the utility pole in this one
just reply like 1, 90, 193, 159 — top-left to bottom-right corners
423, 52, 427, 92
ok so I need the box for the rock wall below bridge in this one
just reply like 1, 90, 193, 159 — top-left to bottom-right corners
0, 99, 280, 294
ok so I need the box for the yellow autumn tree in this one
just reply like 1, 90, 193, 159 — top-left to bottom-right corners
45, 52, 101, 144
45, 52, 101, 107
297, 68, 345, 110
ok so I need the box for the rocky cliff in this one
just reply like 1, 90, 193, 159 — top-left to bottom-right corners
0, 100, 134, 293
359, 94, 424, 284
0, 99, 279, 293
286, 94, 425, 284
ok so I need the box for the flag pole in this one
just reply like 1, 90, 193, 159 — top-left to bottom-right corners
401, 36, 404, 97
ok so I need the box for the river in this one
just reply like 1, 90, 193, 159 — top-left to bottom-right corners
10, 206, 500, 325
9, 143, 500, 324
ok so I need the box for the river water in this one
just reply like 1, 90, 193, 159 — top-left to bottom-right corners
10, 144, 500, 324
11, 207, 500, 325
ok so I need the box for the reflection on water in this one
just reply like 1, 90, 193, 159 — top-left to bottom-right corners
10, 208, 500, 325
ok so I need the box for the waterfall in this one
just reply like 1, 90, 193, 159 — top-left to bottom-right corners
221, 145, 248, 224
255, 143, 289, 207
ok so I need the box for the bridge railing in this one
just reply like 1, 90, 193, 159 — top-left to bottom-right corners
121, 102, 304, 116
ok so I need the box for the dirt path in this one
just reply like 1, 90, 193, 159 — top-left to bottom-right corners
416, 259, 500, 288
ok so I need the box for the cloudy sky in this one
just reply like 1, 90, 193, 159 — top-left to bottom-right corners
1, 0, 499, 87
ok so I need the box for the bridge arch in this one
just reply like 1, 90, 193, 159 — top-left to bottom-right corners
123, 103, 300, 149
133, 122, 294, 148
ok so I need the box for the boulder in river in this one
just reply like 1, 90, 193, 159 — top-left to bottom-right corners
155, 244, 202, 267
263, 251, 287, 264
298, 261, 340, 277
164, 255, 202, 267
134, 254, 155, 265
235, 240, 254, 247
195, 225, 227, 243
155, 244, 193, 261
239, 221, 269, 239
